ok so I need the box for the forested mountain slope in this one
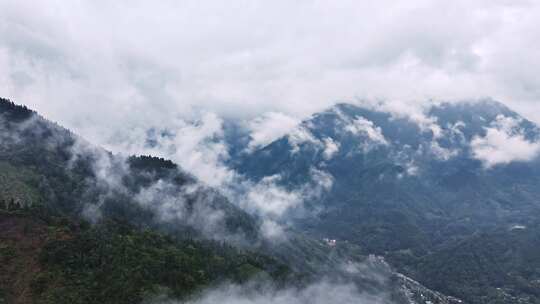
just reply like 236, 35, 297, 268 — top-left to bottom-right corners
0, 98, 460, 304
0, 98, 258, 242
233, 100, 540, 303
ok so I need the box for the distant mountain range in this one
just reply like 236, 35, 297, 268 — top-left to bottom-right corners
0, 97, 462, 304
231, 100, 540, 303
2, 97, 540, 303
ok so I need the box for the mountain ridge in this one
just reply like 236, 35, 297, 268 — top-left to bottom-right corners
232, 99, 540, 303
0, 97, 463, 304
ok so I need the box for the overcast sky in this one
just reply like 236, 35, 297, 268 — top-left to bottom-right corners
1, 0, 540, 146
3, 0, 540, 247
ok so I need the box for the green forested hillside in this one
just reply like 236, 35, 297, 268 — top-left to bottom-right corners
0, 97, 497, 304
404, 224, 540, 304
0, 98, 259, 242
0, 98, 286, 303
0, 207, 290, 304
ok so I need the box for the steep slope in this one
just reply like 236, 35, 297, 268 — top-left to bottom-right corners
412, 222, 540, 304
233, 99, 540, 303
0, 98, 461, 304
0, 98, 259, 242
0, 209, 289, 304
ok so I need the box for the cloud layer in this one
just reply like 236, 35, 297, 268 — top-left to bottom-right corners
471, 115, 540, 167
175, 281, 388, 304
1, 0, 540, 143
2, 0, 540, 240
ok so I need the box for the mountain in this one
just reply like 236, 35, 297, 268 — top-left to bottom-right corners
413, 223, 540, 304
0, 210, 290, 304
0, 98, 259, 242
233, 99, 540, 303
0, 98, 276, 303
0, 98, 460, 304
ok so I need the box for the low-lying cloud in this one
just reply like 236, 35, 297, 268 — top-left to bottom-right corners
246, 112, 300, 151
173, 281, 388, 304
146, 255, 427, 304
61, 109, 334, 241
471, 115, 540, 167
345, 116, 389, 147
2, 2, 540, 229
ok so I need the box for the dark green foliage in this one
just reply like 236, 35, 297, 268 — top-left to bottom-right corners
128, 155, 178, 171
0, 98, 34, 122
404, 223, 540, 304
6, 97, 540, 303
0, 98, 260, 242
0, 207, 291, 304
0, 98, 289, 303
29, 216, 289, 304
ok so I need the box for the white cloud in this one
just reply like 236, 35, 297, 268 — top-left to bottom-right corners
402, 160, 420, 176
345, 116, 388, 146
361, 100, 467, 160
234, 168, 333, 240
103, 112, 233, 188
243, 169, 333, 218
159, 280, 388, 304
322, 137, 340, 160
2, 0, 540, 242
64, 103, 333, 241
471, 115, 540, 167
287, 126, 321, 154
259, 219, 286, 241
309, 168, 334, 194
1, 0, 540, 150
429, 141, 459, 161
363, 99, 446, 138
1, 1, 540, 195
149, 255, 397, 304
244, 175, 303, 218
134, 180, 190, 223
448, 120, 467, 142
246, 112, 299, 151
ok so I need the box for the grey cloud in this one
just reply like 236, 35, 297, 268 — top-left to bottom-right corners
2, 0, 540, 139
2, 2, 540, 180
60, 129, 252, 243
146, 254, 443, 304
471, 115, 540, 167
148, 256, 398, 304
322, 137, 340, 160
176, 281, 389, 304
345, 116, 389, 147
231, 168, 333, 241
82, 109, 334, 241
246, 112, 300, 151
2, 0, 540, 241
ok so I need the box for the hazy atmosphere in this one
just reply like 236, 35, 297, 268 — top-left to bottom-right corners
2, 1, 540, 126
1, 1, 540, 304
